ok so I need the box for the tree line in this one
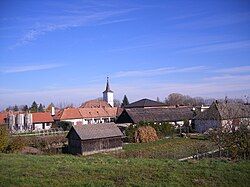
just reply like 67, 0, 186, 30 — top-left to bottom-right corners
5, 101, 45, 113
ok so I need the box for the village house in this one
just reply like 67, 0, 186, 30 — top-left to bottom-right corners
54, 107, 118, 125
116, 107, 194, 127
66, 123, 123, 155
194, 101, 250, 133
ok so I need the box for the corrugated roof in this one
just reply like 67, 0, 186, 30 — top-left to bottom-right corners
124, 98, 166, 108
68, 123, 123, 140
117, 107, 194, 123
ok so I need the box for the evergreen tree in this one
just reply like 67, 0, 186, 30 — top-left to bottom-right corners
38, 103, 44, 112
13, 105, 19, 111
22, 105, 29, 112
30, 101, 38, 113
122, 95, 129, 107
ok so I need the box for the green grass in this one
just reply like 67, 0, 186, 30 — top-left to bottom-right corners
0, 138, 249, 187
0, 153, 249, 187
112, 138, 217, 159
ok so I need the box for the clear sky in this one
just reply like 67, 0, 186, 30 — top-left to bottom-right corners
0, 0, 250, 108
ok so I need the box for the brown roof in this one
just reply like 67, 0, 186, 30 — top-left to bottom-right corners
66, 123, 123, 140
32, 112, 54, 123
54, 108, 82, 120
124, 98, 167, 108
117, 107, 194, 124
195, 102, 250, 120
80, 99, 111, 108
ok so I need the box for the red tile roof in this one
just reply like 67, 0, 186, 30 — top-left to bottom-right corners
80, 99, 111, 108
54, 108, 82, 120
32, 112, 54, 123
54, 107, 118, 120
0, 112, 7, 124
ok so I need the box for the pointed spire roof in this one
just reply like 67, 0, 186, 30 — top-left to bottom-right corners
103, 77, 113, 93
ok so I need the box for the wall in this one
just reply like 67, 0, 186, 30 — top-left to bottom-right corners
195, 120, 221, 133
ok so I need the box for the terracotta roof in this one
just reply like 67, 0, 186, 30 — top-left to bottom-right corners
0, 112, 8, 124
80, 99, 111, 108
66, 123, 123, 140
117, 107, 194, 124
124, 98, 167, 108
54, 108, 82, 120
32, 112, 54, 123
195, 102, 250, 120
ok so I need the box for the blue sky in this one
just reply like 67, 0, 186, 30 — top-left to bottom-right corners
0, 0, 250, 108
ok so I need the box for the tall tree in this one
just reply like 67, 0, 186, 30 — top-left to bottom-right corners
30, 101, 38, 113
122, 95, 129, 107
22, 105, 29, 112
13, 105, 19, 111
38, 103, 44, 112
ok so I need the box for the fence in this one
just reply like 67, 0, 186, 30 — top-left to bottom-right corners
11, 129, 68, 137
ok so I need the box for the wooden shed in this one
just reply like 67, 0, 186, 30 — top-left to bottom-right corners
66, 123, 123, 155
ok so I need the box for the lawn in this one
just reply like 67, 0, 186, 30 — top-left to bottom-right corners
112, 138, 217, 159
0, 138, 249, 187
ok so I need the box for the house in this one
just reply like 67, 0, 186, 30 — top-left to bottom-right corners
66, 123, 123, 155
54, 107, 119, 125
124, 98, 167, 108
7, 112, 54, 132
194, 101, 250, 133
116, 107, 194, 126
32, 112, 54, 131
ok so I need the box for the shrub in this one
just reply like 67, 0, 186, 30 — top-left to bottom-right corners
57, 121, 72, 131
0, 126, 9, 152
6, 136, 28, 153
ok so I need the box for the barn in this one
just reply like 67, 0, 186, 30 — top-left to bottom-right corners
66, 123, 123, 155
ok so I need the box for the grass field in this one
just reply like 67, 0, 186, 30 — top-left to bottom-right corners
0, 138, 249, 187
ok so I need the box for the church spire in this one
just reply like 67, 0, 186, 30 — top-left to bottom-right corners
104, 76, 113, 93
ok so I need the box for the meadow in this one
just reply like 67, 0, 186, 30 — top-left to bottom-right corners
0, 138, 249, 187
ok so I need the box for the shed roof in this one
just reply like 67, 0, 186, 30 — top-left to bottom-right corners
67, 123, 123, 140
117, 107, 194, 123
195, 102, 250, 120
124, 98, 166, 108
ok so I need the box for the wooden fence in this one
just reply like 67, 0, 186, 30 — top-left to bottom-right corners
11, 129, 68, 137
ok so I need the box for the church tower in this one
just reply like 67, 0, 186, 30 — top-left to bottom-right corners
103, 77, 114, 107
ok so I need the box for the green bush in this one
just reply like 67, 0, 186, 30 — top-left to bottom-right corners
57, 121, 72, 131
6, 136, 28, 153
0, 126, 9, 152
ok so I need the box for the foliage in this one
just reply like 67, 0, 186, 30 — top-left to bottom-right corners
13, 105, 19, 111
57, 121, 72, 131
30, 101, 38, 113
0, 153, 249, 186
0, 127, 9, 152
38, 103, 44, 112
209, 121, 250, 160
5, 136, 28, 153
113, 99, 121, 107
121, 95, 129, 107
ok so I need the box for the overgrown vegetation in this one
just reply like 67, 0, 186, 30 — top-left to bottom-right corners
125, 122, 175, 142
209, 121, 250, 160
0, 153, 249, 187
